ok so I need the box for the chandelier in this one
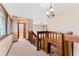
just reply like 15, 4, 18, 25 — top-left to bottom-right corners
46, 3, 55, 18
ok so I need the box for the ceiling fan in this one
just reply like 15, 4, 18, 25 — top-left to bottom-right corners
46, 3, 55, 18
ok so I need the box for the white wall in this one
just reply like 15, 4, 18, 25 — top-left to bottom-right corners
33, 24, 47, 34
0, 34, 13, 56
47, 5, 79, 56
33, 24, 43, 34
7, 17, 12, 34
25, 19, 33, 39
12, 19, 17, 35
3, 3, 47, 25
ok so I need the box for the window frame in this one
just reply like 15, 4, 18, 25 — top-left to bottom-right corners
0, 5, 8, 39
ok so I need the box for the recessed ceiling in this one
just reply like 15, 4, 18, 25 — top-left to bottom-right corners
3, 3, 79, 25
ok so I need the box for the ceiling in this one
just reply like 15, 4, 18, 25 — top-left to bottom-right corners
3, 3, 79, 25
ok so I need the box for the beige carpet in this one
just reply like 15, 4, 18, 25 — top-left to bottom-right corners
7, 39, 48, 56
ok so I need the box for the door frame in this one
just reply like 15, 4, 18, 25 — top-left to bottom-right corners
17, 20, 26, 39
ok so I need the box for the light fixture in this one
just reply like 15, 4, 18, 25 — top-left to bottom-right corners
46, 3, 55, 18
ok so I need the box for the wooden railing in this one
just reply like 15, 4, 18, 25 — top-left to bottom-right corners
45, 32, 63, 56
63, 32, 73, 56
28, 31, 74, 56
37, 31, 63, 50
37, 31, 48, 50
28, 31, 37, 46
31, 31, 37, 46
37, 31, 74, 56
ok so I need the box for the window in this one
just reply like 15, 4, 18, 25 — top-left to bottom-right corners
0, 10, 6, 36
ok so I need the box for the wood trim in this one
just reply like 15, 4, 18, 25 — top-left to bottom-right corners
0, 4, 13, 21
62, 34, 64, 56
64, 33, 73, 56
37, 32, 39, 50
5, 15, 8, 34
0, 5, 8, 18
72, 43, 74, 56
17, 20, 26, 39
0, 4, 8, 35
0, 3, 13, 39
17, 22, 19, 38
63, 40, 74, 56
24, 23, 26, 38
65, 35, 79, 43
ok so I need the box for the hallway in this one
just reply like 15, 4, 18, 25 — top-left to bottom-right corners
0, 3, 78, 56
7, 39, 48, 56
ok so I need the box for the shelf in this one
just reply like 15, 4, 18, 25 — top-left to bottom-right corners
51, 44, 57, 50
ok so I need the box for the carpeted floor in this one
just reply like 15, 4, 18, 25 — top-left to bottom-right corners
7, 39, 48, 56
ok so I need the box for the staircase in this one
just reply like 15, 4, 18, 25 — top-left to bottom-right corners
28, 31, 74, 56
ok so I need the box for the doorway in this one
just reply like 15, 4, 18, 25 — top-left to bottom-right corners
19, 24, 24, 39
17, 20, 26, 40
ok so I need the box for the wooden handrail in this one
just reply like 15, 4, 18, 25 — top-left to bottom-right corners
64, 35, 79, 43
28, 31, 37, 46
31, 31, 37, 37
